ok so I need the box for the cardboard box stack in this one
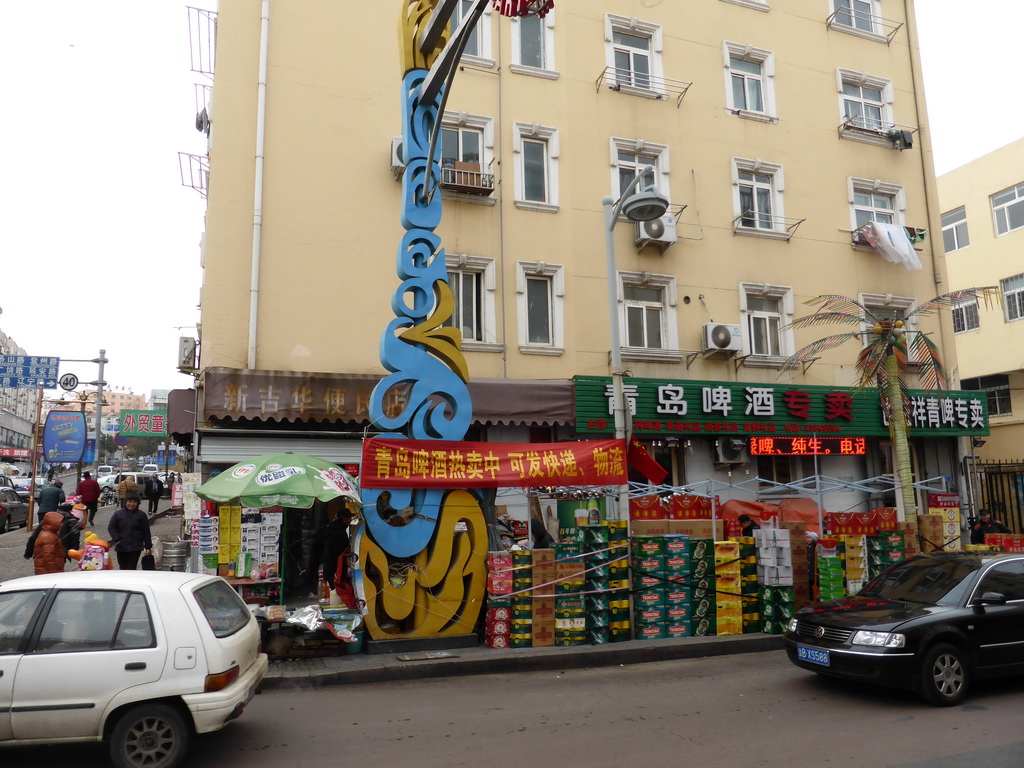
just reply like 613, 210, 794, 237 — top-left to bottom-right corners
759, 585, 795, 634
607, 521, 631, 642
780, 522, 811, 609
532, 548, 555, 647
485, 552, 513, 648
554, 540, 586, 646
984, 533, 1024, 553
917, 514, 959, 553
729, 536, 759, 632
663, 535, 692, 638
714, 541, 742, 636
631, 534, 670, 640
816, 539, 846, 602
867, 531, 905, 579
688, 537, 716, 636
193, 515, 220, 576
582, 525, 611, 643
840, 534, 867, 594
511, 550, 533, 648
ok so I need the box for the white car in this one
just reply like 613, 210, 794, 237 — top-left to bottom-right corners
0, 571, 267, 768
142, 464, 160, 474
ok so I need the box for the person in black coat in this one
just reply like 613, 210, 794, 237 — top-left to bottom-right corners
971, 509, 1011, 544
320, 509, 353, 590
531, 518, 555, 549
107, 493, 153, 570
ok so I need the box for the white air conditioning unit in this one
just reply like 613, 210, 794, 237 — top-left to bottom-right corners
701, 323, 742, 354
635, 215, 677, 250
177, 337, 198, 373
390, 136, 405, 179
714, 437, 749, 464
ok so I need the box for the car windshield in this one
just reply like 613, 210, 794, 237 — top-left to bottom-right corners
193, 580, 251, 638
860, 558, 977, 606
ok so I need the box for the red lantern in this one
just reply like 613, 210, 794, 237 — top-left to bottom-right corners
491, 0, 555, 18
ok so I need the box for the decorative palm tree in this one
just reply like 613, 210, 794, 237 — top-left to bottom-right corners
781, 289, 999, 521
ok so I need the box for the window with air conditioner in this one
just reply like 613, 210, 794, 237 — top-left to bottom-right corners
617, 271, 681, 363
440, 112, 495, 199
604, 15, 665, 98
511, 10, 557, 78
610, 137, 670, 209
991, 183, 1024, 236
724, 42, 776, 122
516, 261, 564, 354
941, 207, 970, 253
513, 122, 559, 213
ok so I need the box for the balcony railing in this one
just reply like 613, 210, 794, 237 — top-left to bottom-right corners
595, 66, 692, 108
732, 211, 805, 241
187, 6, 217, 77
440, 162, 495, 196
178, 152, 209, 198
838, 116, 918, 149
826, 7, 903, 44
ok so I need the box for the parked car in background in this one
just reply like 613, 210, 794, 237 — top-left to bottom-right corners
0, 571, 268, 768
97, 464, 114, 476
142, 463, 160, 474
784, 552, 1024, 706
11, 477, 46, 503
0, 488, 29, 533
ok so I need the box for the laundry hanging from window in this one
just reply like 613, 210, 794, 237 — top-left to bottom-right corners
860, 221, 922, 270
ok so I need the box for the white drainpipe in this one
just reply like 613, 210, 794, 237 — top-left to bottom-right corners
248, 0, 270, 369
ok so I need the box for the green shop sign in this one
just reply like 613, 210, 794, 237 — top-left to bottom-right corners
573, 376, 988, 438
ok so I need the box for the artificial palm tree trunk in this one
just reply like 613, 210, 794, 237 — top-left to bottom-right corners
886, 353, 917, 522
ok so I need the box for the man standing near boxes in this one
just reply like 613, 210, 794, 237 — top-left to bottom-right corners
970, 509, 1010, 545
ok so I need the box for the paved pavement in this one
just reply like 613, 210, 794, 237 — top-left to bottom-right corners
1, 474, 784, 690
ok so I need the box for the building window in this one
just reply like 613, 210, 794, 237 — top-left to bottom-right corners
617, 271, 680, 361
841, 80, 883, 131
610, 138, 670, 205
941, 207, 970, 253
732, 158, 785, 235
849, 178, 905, 230
951, 298, 980, 333
1002, 273, 1024, 322
832, 0, 876, 33
859, 293, 915, 346
440, 112, 495, 199
724, 43, 775, 120
991, 183, 1024, 236
451, 0, 493, 63
513, 122, 559, 212
511, 11, 556, 77
516, 261, 564, 354
444, 254, 499, 350
740, 283, 793, 362
442, 126, 481, 168
604, 15, 665, 97
962, 375, 1011, 417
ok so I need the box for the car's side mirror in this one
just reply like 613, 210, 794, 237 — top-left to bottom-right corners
973, 591, 1008, 606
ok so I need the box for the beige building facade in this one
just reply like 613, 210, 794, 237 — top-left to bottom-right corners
191, 1, 980, 519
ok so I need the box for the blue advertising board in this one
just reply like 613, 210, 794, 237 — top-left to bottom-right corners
83, 438, 96, 465
0, 355, 60, 389
42, 411, 87, 462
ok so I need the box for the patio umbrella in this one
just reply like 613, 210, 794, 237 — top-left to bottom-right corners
194, 452, 361, 510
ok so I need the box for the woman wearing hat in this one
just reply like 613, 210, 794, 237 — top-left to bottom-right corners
107, 492, 153, 570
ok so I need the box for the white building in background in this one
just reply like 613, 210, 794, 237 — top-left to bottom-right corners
0, 328, 39, 459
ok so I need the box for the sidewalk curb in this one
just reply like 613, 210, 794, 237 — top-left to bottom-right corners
262, 633, 785, 690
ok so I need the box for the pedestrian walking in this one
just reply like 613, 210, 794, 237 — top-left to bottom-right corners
144, 474, 164, 515
37, 480, 66, 514
75, 471, 101, 526
25, 511, 67, 574
107, 492, 153, 570
116, 473, 137, 506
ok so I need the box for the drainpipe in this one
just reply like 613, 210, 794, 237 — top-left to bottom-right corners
248, 0, 270, 369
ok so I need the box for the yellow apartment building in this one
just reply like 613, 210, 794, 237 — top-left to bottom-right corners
938, 138, 1024, 523
183, 0, 988, 527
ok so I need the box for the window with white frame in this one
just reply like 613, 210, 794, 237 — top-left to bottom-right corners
516, 261, 564, 353
724, 43, 775, 120
618, 271, 679, 361
849, 178, 905, 230
440, 112, 494, 199
838, 70, 891, 132
451, 0, 493, 63
941, 207, 970, 253
740, 283, 793, 360
511, 11, 556, 77
732, 158, 784, 234
443, 254, 499, 349
1002, 273, 1024, 322
991, 182, 1024, 236
604, 15, 665, 96
859, 293, 915, 346
721, 0, 770, 11
610, 138, 670, 204
832, 0, 877, 34
962, 374, 1012, 417
951, 297, 980, 333
513, 122, 559, 212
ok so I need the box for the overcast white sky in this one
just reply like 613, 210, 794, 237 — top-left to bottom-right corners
0, 1, 1019, 399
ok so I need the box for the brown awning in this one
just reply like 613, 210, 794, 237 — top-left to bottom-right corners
167, 389, 197, 436
201, 367, 573, 427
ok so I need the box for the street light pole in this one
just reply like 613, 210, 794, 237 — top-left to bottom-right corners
601, 167, 669, 522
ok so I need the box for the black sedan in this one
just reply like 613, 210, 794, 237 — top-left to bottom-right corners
783, 552, 1024, 706
0, 487, 29, 533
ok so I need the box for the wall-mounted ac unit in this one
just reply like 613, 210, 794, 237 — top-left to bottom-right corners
635, 215, 677, 250
701, 323, 742, 354
714, 437, 749, 464
390, 137, 405, 179
177, 337, 198, 373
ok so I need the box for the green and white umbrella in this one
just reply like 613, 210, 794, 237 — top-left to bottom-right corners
194, 452, 360, 510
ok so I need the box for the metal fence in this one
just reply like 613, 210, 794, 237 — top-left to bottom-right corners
977, 460, 1024, 533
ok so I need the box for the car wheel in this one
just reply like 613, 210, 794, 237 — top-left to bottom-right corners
1, 516, 8, 534
109, 703, 190, 768
919, 642, 970, 706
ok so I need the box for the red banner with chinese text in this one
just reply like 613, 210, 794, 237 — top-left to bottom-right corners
360, 438, 626, 489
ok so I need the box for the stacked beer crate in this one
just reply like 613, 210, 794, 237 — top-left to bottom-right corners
554, 540, 586, 646
607, 521, 631, 642
484, 552, 514, 648
714, 541, 742, 636
632, 534, 670, 640
839, 535, 867, 594
582, 525, 611, 643
689, 539, 716, 636
816, 539, 846, 602
511, 550, 533, 648
867, 531, 906, 579
759, 585, 795, 634
532, 548, 556, 647
729, 536, 760, 632
663, 536, 693, 638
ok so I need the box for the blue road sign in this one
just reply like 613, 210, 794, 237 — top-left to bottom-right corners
0, 355, 60, 389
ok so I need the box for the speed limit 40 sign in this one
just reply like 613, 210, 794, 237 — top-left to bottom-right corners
59, 373, 79, 391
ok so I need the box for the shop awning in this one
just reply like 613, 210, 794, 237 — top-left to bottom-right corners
196, 430, 364, 466
167, 389, 197, 436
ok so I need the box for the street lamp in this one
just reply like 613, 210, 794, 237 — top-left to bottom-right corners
603, 166, 669, 521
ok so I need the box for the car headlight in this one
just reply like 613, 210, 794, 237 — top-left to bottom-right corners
851, 630, 905, 648
787, 617, 799, 633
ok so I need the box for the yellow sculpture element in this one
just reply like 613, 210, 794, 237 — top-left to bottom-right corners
400, 0, 449, 75
399, 279, 471, 383
359, 490, 487, 639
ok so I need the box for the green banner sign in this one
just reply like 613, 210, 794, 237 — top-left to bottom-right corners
119, 410, 168, 437
573, 376, 988, 438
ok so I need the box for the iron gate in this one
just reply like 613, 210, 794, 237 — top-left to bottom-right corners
978, 460, 1024, 534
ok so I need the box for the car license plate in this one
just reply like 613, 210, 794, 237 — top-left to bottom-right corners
797, 645, 830, 667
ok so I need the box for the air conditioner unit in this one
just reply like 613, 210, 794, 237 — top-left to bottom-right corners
714, 437, 749, 464
635, 214, 677, 250
390, 136, 405, 179
177, 337, 198, 373
701, 323, 742, 354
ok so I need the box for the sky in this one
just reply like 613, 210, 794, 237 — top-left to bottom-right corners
0, 0, 1019, 400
